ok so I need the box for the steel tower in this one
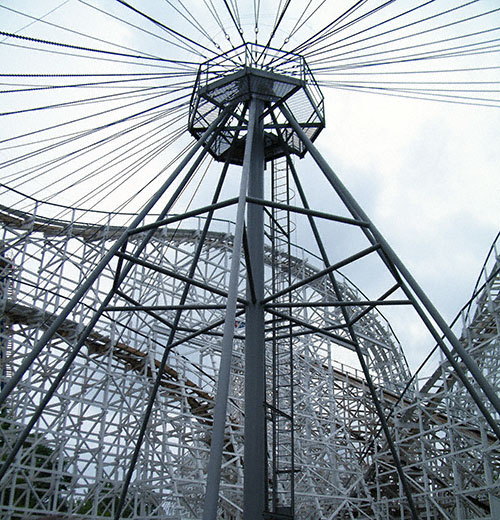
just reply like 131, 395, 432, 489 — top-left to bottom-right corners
0, 42, 499, 520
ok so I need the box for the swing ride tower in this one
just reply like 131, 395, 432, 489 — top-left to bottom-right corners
0, 38, 499, 520
188, 43, 326, 519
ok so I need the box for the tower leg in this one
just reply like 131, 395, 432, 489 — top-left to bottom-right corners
202, 126, 252, 520
244, 97, 266, 520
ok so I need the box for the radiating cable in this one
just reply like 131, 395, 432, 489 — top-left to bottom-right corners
114, 0, 217, 57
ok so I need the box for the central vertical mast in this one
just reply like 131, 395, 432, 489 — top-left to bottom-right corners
190, 43, 326, 519
243, 97, 266, 520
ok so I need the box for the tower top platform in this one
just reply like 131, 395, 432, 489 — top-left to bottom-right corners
188, 43, 325, 165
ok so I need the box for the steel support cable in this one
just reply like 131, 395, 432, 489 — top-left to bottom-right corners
321, 82, 500, 102
281, 105, 500, 443
229, 0, 243, 30
0, 118, 191, 293
163, 0, 222, 51
0, 82, 185, 117
0, 4, 170, 62
112, 138, 196, 215
309, 43, 500, 74
123, 153, 219, 254
0, 93, 189, 173
314, 63, 498, 83
314, 64, 500, 76
0, 73, 193, 95
0, 88, 190, 147
301, 0, 438, 59
262, 0, 293, 51
307, 0, 388, 50
317, 77, 500, 102
292, 0, 388, 55
0, 72, 175, 77
2, 104, 183, 193
0, 0, 70, 44
65, 109, 188, 215
12, 118, 186, 207
1, 40, 187, 71
305, 1, 440, 60
0, 109, 186, 200
314, 29, 500, 75
253, 0, 261, 42
318, 80, 500, 112
0, 75, 195, 94
2, 105, 188, 213
320, 79, 500, 87
29, 105, 187, 196
327, 83, 500, 105
19, 129, 223, 336
324, 83, 500, 108
0, 81, 189, 94
269, 0, 285, 32
327, 1, 491, 63
78, 0, 206, 58
222, 0, 246, 45
49, 119, 186, 210
318, 38, 500, 81
1, 87, 190, 128
1, 127, 98, 155
285, 0, 327, 45
0, 73, 193, 94
307, 26, 500, 66
306, 4, 500, 63
203, 0, 233, 48
1, 109, 166, 185
314, 72, 500, 109
30, 136, 173, 207
114, 0, 217, 57
0, 108, 234, 486
0, 30, 196, 66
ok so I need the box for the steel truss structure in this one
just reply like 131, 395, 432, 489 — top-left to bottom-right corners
0, 193, 499, 520
0, 32, 499, 520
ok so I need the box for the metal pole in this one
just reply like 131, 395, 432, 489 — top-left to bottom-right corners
201, 120, 253, 519
244, 97, 266, 520
116, 145, 239, 520
280, 104, 500, 429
